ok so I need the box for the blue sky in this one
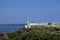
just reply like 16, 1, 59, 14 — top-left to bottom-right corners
0, 0, 60, 24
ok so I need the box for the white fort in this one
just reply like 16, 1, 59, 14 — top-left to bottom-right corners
25, 21, 56, 29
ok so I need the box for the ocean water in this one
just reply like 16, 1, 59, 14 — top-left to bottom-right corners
0, 24, 26, 33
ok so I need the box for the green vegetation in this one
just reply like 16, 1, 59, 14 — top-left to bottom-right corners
0, 26, 60, 40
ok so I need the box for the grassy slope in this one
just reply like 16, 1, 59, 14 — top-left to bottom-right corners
0, 26, 60, 40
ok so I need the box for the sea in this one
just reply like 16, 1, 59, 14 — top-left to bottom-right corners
0, 24, 26, 34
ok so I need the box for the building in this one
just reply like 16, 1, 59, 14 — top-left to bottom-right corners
25, 21, 55, 29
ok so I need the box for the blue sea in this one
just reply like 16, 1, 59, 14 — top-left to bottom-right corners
0, 24, 26, 34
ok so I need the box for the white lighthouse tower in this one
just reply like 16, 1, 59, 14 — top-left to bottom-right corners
25, 20, 31, 29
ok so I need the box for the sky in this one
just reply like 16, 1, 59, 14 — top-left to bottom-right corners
0, 0, 60, 24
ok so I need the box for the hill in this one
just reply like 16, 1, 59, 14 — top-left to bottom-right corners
0, 26, 60, 40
